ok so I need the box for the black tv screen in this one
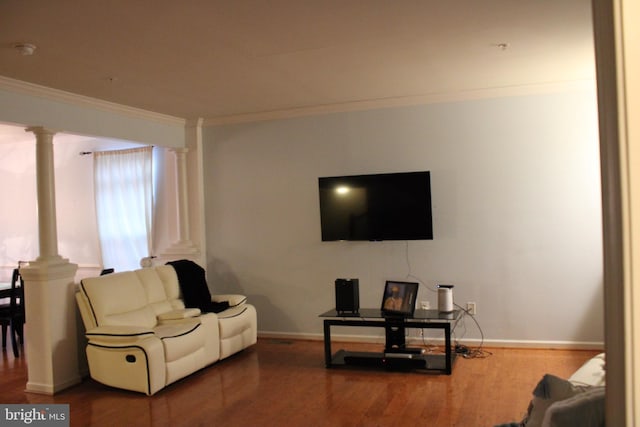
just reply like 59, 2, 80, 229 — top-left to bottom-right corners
318, 171, 433, 241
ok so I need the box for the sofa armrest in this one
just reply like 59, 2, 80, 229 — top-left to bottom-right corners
157, 308, 201, 321
541, 386, 605, 427
85, 325, 155, 345
568, 353, 606, 387
212, 294, 247, 307
85, 325, 166, 395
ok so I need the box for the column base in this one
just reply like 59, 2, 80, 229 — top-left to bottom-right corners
162, 240, 200, 255
26, 376, 82, 396
154, 242, 202, 267
20, 260, 80, 395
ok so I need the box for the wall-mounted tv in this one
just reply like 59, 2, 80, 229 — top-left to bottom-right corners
318, 171, 433, 241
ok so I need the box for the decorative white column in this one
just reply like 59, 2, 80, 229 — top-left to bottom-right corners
27, 127, 66, 265
161, 147, 199, 259
20, 126, 80, 395
174, 147, 192, 245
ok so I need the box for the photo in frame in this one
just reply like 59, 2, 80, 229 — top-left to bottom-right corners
380, 280, 419, 317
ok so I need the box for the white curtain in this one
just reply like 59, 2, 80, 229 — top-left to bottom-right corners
93, 146, 153, 272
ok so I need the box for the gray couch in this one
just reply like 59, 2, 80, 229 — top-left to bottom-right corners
497, 353, 605, 427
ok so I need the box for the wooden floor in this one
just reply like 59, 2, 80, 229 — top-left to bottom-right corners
0, 339, 599, 427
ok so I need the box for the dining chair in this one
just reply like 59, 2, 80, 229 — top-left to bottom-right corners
0, 268, 25, 357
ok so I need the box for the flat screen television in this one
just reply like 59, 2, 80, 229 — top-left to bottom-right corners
318, 171, 433, 241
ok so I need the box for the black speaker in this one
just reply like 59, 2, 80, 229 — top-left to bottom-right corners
335, 278, 359, 314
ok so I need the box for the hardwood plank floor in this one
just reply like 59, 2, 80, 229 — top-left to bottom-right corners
0, 339, 600, 426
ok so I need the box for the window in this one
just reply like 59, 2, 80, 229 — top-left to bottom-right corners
93, 146, 153, 272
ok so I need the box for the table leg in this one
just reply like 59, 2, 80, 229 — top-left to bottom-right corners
323, 320, 332, 367
444, 322, 452, 374
384, 319, 406, 351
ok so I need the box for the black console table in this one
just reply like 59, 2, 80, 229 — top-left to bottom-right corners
319, 308, 463, 374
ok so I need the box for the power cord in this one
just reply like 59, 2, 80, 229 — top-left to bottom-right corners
404, 241, 437, 293
403, 240, 491, 358
453, 302, 492, 359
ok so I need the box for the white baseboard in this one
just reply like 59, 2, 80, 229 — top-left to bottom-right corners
26, 375, 82, 395
257, 331, 604, 351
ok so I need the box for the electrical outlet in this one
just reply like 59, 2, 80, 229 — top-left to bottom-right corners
466, 302, 477, 315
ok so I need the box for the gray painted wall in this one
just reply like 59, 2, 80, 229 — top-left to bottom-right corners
203, 87, 603, 346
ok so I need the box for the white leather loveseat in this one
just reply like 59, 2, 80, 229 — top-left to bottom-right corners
76, 264, 257, 395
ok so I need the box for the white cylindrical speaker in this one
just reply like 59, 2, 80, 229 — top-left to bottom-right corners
437, 284, 454, 312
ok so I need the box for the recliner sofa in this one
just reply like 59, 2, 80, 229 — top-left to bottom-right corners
75, 264, 257, 395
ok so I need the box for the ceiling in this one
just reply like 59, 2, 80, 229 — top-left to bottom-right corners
0, 0, 596, 124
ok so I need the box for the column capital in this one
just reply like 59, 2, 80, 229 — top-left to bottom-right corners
25, 126, 58, 137
170, 147, 189, 155
185, 117, 204, 128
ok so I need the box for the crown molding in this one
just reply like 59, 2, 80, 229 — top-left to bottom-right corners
204, 79, 596, 126
0, 75, 595, 129
0, 76, 186, 127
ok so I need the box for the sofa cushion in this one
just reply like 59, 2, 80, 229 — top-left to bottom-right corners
81, 271, 157, 328
154, 265, 186, 310
154, 319, 204, 362
103, 306, 158, 328
86, 325, 155, 339
218, 305, 253, 338
136, 267, 175, 316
